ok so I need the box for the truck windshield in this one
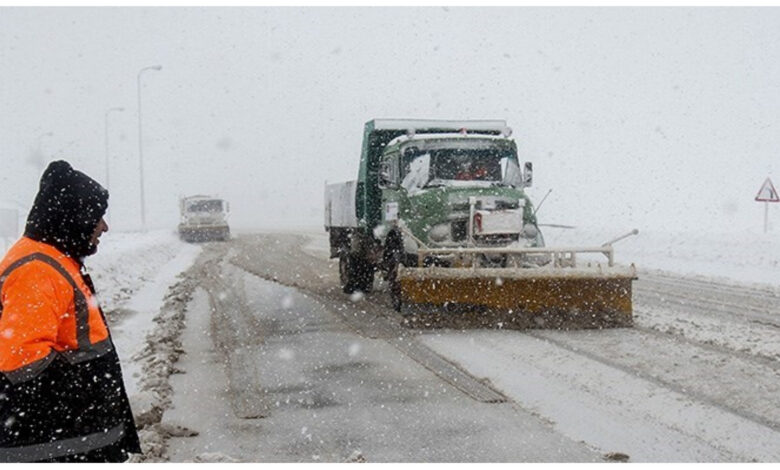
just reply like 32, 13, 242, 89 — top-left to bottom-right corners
430, 148, 503, 182
187, 200, 222, 212
400, 140, 516, 188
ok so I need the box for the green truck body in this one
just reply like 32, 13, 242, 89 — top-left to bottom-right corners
325, 119, 542, 293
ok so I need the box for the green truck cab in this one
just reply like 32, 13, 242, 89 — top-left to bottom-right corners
325, 119, 541, 293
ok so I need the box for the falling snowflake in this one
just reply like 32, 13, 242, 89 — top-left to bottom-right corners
278, 348, 295, 361
348, 343, 361, 357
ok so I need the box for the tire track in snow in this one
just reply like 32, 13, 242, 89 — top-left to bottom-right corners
639, 272, 780, 299
635, 288, 780, 327
631, 319, 780, 373
633, 271, 780, 366
525, 328, 780, 436
423, 331, 744, 461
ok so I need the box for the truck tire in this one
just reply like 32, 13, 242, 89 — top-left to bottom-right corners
357, 260, 374, 293
339, 254, 355, 293
341, 254, 374, 294
384, 231, 404, 312
340, 254, 360, 294
388, 256, 402, 312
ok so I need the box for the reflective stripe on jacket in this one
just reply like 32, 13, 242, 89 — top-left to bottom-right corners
0, 237, 112, 384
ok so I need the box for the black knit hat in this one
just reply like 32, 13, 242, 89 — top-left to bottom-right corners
24, 160, 109, 259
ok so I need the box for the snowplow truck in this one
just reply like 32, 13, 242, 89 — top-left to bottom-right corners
324, 119, 637, 329
178, 195, 230, 242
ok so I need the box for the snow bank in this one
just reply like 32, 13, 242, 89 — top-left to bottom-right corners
128, 276, 199, 462
87, 230, 185, 312
78, 230, 204, 461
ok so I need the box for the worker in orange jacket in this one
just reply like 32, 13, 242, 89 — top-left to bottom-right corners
0, 161, 141, 462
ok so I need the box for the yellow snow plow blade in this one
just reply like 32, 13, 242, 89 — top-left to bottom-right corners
398, 266, 636, 329
391, 230, 639, 329
389, 229, 640, 329
400, 268, 634, 314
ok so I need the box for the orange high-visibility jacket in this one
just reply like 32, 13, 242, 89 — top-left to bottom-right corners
0, 237, 112, 384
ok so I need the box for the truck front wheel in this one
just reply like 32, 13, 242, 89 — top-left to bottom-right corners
388, 254, 402, 312
384, 239, 404, 313
340, 254, 374, 294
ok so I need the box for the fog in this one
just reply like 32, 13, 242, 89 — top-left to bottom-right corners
1, 7, 778, 234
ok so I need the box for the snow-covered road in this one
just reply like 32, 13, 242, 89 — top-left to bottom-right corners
163, 262, 599, 462
73, 227, 780, 462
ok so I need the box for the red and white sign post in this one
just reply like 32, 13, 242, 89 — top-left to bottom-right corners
755, 177, 779, 233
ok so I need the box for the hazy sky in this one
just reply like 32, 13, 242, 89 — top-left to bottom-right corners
1, 7, 779, 235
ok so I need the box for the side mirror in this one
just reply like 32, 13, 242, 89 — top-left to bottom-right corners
523, 162, 533, 187
379, 162, 396, 188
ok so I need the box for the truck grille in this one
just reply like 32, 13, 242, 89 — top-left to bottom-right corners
475, 233, 519, 245
451, 220, 520, 244
451, 220, 468, 242
449, 199, 520, 212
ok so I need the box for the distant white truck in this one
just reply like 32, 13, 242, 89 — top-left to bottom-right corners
178, 195, 230, 242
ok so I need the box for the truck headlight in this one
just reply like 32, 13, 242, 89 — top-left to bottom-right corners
428, 223, 451, 242
522, 224, 538, 239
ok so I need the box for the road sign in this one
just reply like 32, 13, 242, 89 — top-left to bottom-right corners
755, 177, 779, 202
755, 177, 778, 234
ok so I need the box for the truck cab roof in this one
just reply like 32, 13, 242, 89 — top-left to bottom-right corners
182, 195, 223, 201
370, 119, 508, 133
385, 133, 513, 149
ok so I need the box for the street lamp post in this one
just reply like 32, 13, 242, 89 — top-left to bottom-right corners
37, 131, 53, 149
33, 132, 53, 169
104, 107, 124, 195
137, 65, 162, 231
